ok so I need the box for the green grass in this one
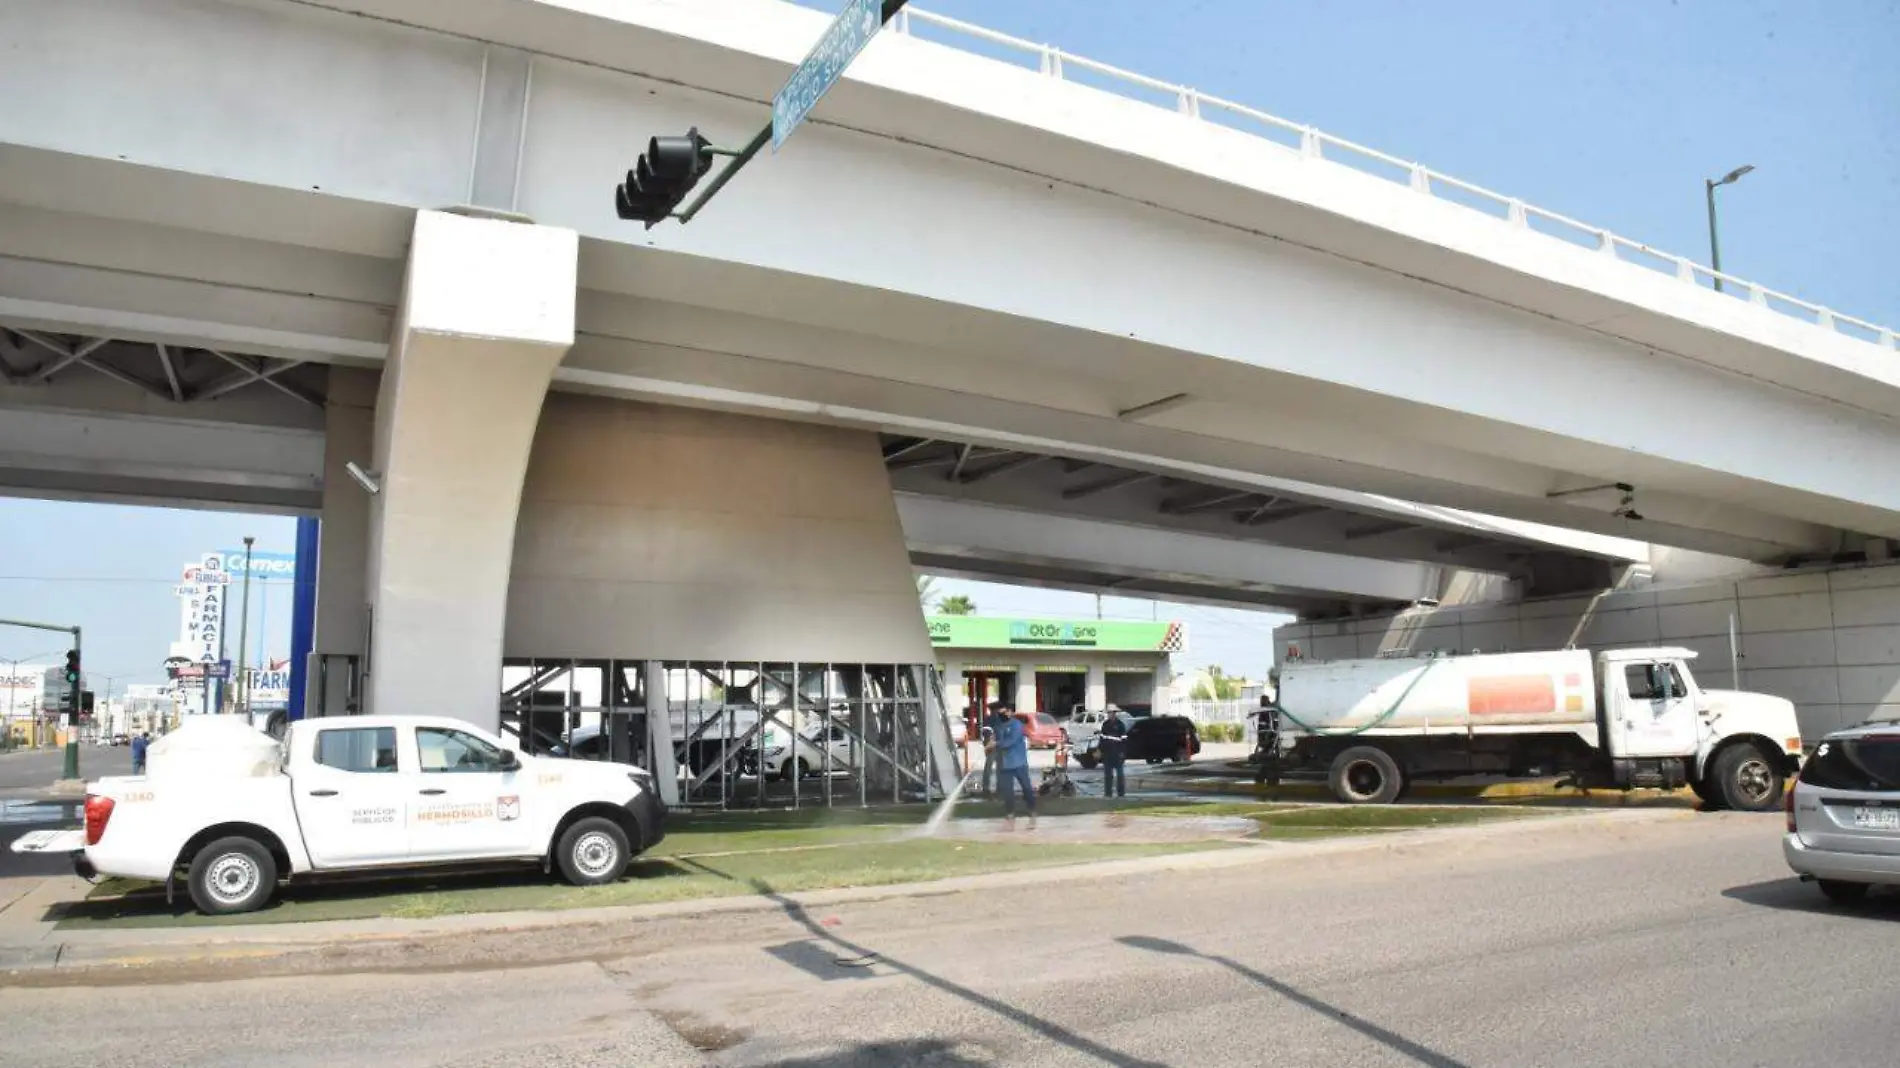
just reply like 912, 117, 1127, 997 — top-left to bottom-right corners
649, 796, 1176, 856
1248, 804, 1542, 838
53, 799, 1540, 930
58, 837, 1226, 930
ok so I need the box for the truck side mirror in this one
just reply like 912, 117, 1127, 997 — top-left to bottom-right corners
499, 749, 520, 772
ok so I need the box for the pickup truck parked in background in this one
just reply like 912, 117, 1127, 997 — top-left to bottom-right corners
12, 715, 665, 915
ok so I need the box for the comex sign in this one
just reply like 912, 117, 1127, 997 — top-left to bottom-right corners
212, 549, 297, 582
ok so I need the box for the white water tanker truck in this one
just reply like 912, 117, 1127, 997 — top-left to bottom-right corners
1258, 647, 1803, 811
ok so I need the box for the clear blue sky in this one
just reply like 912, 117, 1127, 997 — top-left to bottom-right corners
5, 0, 1895, 686
0, 500, 294, 689
892, 0, 1898, 328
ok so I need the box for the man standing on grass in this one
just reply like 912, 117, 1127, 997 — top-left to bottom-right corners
1098, 706, 1129, 799
989, 706, 1036, 830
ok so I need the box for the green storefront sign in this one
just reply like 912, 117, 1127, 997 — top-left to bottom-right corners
926, 616, 1183, 653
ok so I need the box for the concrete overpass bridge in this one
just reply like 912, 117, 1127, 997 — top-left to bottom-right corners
2, 0, 1896, 751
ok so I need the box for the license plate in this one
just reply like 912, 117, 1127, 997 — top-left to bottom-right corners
1852, 807, 1900, 831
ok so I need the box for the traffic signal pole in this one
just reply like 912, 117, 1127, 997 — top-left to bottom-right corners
0, 617, 82, 780
620, 0, 909, 228
673, 127, 770, 225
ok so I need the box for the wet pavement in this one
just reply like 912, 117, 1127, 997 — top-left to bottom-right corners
0, 799, 82, 878
926, 812, 1257, 845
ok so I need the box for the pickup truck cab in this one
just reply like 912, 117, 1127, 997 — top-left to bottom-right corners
13, 715, 665, 915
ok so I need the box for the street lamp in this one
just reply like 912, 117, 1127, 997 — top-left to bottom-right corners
234, 537, 255, 720
1705, 163, 1755, 292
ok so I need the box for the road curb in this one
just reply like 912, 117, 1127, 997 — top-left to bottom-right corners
3, 808, 1690, 974
1163, 771, 1702, 805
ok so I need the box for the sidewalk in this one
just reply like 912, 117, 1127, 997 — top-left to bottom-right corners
0, 807, 1684, 975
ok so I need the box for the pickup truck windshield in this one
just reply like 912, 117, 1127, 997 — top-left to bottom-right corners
417, 727, 508, 773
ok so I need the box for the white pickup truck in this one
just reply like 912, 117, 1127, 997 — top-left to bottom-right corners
11, 714, 665, 915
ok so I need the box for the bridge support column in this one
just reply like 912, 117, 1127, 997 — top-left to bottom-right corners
363, 210, 577, 731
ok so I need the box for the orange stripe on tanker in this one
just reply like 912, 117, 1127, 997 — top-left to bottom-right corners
1466, 674, 1557, 718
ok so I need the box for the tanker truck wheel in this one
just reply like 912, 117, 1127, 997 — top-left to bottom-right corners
1328, 746, 1404, 805
1712, 742, 1783, 812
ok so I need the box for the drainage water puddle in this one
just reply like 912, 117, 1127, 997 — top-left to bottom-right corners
929, 813, 1255, 845
0, 799, 79, 826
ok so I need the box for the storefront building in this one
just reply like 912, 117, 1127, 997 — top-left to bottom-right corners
931, 616, 1186, 731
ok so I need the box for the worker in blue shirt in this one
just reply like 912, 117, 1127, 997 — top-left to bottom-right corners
988, 705, 1037, 830
130, 731, 150, 775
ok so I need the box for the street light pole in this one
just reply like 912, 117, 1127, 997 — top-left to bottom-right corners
234, 537, 255, 721
1704, 163, 1755, 293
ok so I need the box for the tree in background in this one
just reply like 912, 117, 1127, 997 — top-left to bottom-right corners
916, 575, 939, 613
938, 594, 978, 616
1191, 664, 1245, 701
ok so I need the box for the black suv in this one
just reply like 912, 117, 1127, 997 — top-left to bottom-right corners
1075, 715, 1201, 768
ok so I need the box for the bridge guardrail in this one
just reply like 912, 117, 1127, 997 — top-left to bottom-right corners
890, 7, 1894, 351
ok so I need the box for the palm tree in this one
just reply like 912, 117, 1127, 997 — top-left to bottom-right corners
916, 574, 940, 613
939, 594, 978, 616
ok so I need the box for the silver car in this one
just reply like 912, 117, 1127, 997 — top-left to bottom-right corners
1783, 721, 1900, 904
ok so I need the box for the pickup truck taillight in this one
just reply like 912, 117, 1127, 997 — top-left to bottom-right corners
1784, 775, 1798, 833
84, 794, 115, 846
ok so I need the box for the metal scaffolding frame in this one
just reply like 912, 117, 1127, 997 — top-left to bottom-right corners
498, 657, 957, 810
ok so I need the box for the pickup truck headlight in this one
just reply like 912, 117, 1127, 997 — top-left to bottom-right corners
765, 746, 786, 759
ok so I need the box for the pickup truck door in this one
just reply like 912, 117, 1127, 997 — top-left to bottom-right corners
296, 724, 411, 867
407, 726, 538, 860
1611, 661, 1699, 759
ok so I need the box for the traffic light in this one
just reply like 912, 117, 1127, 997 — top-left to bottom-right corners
614, 128, 714, 227
63, 649, 79, 685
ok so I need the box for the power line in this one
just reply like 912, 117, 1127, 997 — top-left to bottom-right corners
0, 575, 180, 584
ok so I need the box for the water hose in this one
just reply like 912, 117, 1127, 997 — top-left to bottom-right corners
1271, 656, 1442, 738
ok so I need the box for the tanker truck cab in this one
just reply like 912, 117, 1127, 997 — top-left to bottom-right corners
1266, 646, 1802, 810
1599, 648, 1804, 810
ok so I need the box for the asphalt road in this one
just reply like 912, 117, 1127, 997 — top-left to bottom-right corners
0, 747, 127, 878
0, 745, 134, 793
1, 808, 1893, 1067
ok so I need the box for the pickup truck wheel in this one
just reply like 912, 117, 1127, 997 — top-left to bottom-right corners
557, 817, 631, 886
1713, 743, 1783, 812
187, 836, 277, 915
1328, 746, 1404, 805
1076, 753, 1099, 770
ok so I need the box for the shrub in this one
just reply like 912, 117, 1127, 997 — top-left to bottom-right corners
1196, 722, 1245, 744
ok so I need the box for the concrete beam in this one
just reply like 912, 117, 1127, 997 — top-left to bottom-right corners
894, 494, 1453, 606
0, 403, 323, 508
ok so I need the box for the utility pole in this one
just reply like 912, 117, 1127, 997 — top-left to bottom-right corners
1704, 164, 1755, 292
234, 537, 256, 720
